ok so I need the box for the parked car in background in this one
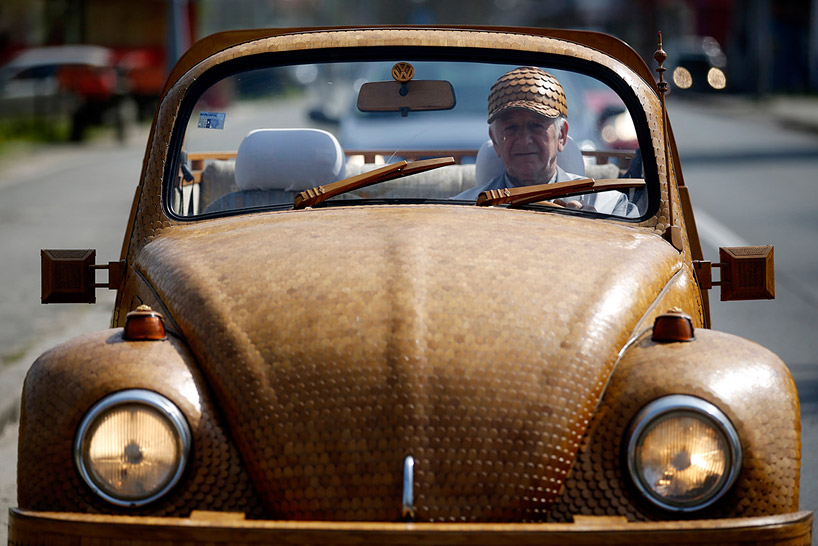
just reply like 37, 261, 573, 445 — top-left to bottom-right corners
665, 35, 728, 92
9, 26, 811, 545
116, 46, 166, 121
0, 44, 133, 140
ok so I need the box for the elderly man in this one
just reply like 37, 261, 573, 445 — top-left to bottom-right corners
457, 66, 638, 217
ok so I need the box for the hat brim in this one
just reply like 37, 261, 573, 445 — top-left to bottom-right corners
488, 101, 562, 124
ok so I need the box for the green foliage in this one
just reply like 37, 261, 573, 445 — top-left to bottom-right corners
0, 118, 71, 148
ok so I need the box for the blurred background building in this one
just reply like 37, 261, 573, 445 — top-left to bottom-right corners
0, 0, 816, 141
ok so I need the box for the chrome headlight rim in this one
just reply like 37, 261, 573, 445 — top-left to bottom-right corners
626, 394, 742, 513
73, 389, 192, 507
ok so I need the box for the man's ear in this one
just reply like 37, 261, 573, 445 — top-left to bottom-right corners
556, 119, 569, 151
488, 124, 499, 148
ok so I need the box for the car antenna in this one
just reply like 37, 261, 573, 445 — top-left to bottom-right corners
655, 32, 683, 250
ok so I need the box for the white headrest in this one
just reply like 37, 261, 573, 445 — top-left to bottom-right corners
558, 135, 585, 177
235, 128, 345, 191
474, 136, 585, 187
475, 140, 504, 188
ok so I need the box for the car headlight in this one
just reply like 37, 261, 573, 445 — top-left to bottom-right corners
74, 389, 191, 507
707, 67, 727, 90
626, 395, 741, 512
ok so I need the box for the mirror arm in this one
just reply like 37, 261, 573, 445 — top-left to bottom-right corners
693, 260, 713, 290
91, 261, 125, 290
693, 260, 732, 287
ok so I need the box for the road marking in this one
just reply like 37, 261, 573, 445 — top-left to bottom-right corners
694, 207, 749, 249
695, 207, 818, 309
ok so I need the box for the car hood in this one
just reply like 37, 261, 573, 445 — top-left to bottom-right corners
137, 205, 682, 522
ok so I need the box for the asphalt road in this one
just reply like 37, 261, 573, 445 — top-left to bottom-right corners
0, 95, 816, 542
0, 135, 142, 369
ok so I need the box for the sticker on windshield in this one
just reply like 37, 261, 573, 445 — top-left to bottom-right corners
198, 112, 225, 130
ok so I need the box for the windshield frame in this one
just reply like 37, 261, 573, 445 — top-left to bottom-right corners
163, 45, 659, 222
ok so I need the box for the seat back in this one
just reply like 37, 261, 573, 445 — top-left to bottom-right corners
235, 128, 345, 191
203, 129, 346, 213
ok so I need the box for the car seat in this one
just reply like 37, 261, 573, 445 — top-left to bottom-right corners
204, 128, 346, 213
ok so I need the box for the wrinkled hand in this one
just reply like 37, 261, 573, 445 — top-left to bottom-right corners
553, 198, 597, 212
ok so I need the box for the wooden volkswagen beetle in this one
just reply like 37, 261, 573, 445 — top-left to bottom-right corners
11, 26, 812, 544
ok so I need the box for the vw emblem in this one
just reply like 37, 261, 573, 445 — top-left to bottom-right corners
392, 62, 415, 83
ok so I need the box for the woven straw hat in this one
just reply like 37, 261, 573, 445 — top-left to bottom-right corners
488, 67, 568, 123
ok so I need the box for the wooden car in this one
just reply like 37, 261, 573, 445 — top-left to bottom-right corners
10, 26, 813, 544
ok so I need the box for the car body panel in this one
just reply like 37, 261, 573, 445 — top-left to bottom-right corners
551, 328, 802, 521
16, 329, 264, 517
129, 205, 683, 521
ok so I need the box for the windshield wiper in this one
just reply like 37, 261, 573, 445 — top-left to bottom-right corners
476, 178, 645, 208
294, 157, 455, 209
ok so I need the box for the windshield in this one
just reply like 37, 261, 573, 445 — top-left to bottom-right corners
170, 58, 650, 219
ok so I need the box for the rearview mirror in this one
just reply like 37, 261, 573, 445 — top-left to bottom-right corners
357, 80, 455, 115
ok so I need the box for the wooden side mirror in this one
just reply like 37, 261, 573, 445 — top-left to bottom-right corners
693, 246, 774, 302
41, 249, 124, 304
718, 246, 774, 301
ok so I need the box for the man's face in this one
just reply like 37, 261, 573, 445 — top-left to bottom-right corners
489, 109, 568, 185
